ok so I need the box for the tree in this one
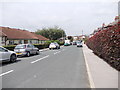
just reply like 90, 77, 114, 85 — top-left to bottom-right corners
35, 26, 66, 40
67, 36, 73, 42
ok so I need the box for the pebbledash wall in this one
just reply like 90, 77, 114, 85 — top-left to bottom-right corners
5, 39, 46, 45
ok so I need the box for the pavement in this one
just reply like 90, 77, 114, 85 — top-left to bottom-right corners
1, 46, 90, 88
82, 44, 118, 88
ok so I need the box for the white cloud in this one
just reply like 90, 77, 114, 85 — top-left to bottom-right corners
0, 1, 118, 35
0, 0, 119, 3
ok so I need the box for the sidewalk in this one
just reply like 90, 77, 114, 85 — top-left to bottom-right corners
82, 44, 118, 88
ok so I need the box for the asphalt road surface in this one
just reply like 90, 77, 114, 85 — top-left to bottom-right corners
1, 46, 90, 88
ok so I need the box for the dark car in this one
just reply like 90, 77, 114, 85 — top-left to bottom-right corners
73, 41, 77, 45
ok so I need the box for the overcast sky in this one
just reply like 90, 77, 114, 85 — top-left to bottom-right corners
0, 0, 119, 36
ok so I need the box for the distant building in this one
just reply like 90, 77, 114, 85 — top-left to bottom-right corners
73, 35, 86, 41
90, 16, 119, 38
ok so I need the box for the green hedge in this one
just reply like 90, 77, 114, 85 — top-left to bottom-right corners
3, 45, 16, 51
3, 40, 64, 51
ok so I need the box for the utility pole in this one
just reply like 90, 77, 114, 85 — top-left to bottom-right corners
82, 30, 83, 36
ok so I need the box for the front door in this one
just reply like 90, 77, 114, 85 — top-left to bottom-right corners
24, 40, 28, 44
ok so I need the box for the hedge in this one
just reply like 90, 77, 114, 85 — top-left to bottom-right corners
3, 40, 64, 51
3, 45, 16, 51
86, 21, 120, 71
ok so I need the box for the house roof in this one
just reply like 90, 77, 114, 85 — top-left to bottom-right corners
0, 26, 49, 40
31, 32, 49, 41
0, 31, 7, 37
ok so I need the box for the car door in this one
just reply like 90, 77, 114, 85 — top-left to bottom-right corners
31, 45, 37, 54
0, 47, 11, 61
27, 44, 33, 54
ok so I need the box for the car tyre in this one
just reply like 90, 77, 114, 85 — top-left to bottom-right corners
10, 54, 17, 62
26, 52, 30, 57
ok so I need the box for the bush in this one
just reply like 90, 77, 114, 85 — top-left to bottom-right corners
33, 44, 46, 49
3, 40, 64, 51
3, 45, 16, 51
86, 22, 120, 71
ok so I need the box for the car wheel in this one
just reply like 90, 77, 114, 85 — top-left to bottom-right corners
10, 54, 17, 62
26, 52, 30, 57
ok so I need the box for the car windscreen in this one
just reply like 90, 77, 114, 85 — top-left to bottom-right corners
15, 45, 26, 49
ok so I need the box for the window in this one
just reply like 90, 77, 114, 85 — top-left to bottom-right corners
0, 47, 7, 52
19, 40, 22, 44
27, 45, 32, 48
29, 40, 32, 44
9, 40, 14, 45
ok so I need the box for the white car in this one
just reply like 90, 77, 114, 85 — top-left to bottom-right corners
0, 46, 17, 63
49, 42, 60, 50
77, 42, 83, 47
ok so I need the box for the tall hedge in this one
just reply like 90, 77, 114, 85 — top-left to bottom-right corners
86, 22, 120, 71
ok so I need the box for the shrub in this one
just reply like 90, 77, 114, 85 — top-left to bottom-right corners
86, 22, 120, 71
3, 45, 16, 51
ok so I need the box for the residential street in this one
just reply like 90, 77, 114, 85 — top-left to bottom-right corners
1, 46, 90, 88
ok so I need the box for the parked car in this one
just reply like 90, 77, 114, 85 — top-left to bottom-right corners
72, 41, 77, 45
64, 40, 71, 46
77, 42, 83, 47
49, 42, 60, 50
0, 46, 17, 63
14, 44, 39, 57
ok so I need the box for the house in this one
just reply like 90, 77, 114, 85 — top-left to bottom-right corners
0, 26, 49, 46
0, 31, 7, 46
31, 32, 49, 44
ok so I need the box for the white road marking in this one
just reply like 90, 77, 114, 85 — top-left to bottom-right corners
54, 51, 61, 55
31, 55, 49, 64
0, 70, 14, 77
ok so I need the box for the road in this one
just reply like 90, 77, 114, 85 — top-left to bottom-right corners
1, 46, 90, 88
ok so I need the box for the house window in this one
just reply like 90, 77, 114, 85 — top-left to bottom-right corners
19, 40, 22, 44
1, 37, 5, 44
29, 40, 32, 44
9, 40, 14, 45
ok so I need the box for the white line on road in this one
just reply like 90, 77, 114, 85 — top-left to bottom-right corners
54, 51, 61, 55
31, 55, 49, 64
82, 46, 95, 88
0, 70, 14, 77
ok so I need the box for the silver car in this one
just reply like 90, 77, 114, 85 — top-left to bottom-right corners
14, 44, 39, 57
0, 46, 17, 62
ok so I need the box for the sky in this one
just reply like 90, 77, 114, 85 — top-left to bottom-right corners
0, 0, 119, 36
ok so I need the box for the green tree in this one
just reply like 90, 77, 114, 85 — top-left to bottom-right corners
67, 36, 73, 42
35, 26, 66, 40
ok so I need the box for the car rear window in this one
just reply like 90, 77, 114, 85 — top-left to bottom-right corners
50, 43, 55, 45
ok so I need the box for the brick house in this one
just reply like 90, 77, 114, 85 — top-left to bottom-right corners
0, 26, 49, 46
